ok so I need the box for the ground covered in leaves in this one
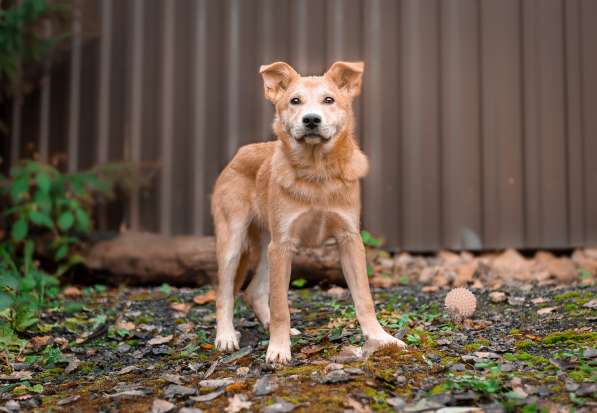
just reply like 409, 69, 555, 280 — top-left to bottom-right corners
1, 279, 595, 413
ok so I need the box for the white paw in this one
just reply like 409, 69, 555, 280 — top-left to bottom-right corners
368, 332, 407, 349
215, 330, 240, 352
265, 341, 291, 364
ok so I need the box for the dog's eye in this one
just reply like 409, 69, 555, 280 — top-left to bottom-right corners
290, 97, 301, 105
323, 96, 335, 104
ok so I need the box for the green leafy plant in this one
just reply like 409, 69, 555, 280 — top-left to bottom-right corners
291, 278, 307, 288
0, 0, 64, 99
0, 240, 59, 332
1, 160, 118, 266
360, 230, 383, 248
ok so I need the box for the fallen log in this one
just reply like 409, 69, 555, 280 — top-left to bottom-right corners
85, 232, 344, 286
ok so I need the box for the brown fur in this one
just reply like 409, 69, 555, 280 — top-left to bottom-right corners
212, 61, 405, 363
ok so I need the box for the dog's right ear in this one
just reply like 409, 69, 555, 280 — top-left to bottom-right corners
259, 62, 299, 103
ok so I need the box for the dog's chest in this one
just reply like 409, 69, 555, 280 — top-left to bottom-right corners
286, 208, 357, 247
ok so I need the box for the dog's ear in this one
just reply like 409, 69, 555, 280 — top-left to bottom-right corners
259, 62, 299, 102
325, 61, 364, 97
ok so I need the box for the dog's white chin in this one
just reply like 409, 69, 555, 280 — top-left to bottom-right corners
304, 136, 323, 145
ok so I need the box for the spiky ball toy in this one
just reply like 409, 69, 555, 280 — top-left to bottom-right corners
445, 287, 477, 322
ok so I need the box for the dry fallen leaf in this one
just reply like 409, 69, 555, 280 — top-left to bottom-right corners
224, 393, 251, 413
148, 335, 173, 346
63, 286, 82, 297
116, 321, 136, 331
29, 336, 52, 351
345, 397, 373, 413
0, 371, 33, 381
151, 399, 175, 413
537, 306, 558, 315
193, 290, 216, 305
170, 302, 192, 314
64, 357, 81, 374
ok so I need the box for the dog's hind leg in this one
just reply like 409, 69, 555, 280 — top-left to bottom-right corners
244, 232, 270, 328
214, 216, 249, 352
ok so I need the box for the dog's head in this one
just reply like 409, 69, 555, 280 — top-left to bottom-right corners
260, 61, 364, 147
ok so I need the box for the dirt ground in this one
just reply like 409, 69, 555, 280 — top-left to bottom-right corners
0, 250, 596, 413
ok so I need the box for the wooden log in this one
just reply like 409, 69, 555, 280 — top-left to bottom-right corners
84, 232, 344, 286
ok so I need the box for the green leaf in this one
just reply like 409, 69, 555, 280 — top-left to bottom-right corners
10, 175, 29, 202
360, 230, 382, 248
0, 273, 20, 291
74, 208, 90, 233
0, 292, 14, 310
57, 211, 74, 231
11, 217, 28, 242
291, 278, 307, 288
29, 210, 54, 228
35, 171, 51, 193
19, 275, 36, 292
54, 244, 68, 261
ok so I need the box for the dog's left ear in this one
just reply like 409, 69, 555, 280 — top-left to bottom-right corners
325, 61, 364, 97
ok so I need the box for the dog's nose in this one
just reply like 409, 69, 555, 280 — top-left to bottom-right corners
302, 114, 321, 129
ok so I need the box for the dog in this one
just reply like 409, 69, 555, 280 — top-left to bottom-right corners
211, 61, 406, 364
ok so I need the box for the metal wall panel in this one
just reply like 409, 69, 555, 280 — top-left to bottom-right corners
2, 0, 597, 251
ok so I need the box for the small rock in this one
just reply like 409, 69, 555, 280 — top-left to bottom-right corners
320, 369, 351, 384
386, 397, 405, 409
117, 343, 132, 353
148, 335, 173, 346
531, 297, 548, 305
262, 399, 296, 413
190, 390, 225, 402
396, 375, 407, 385
507, 296, 525, 306
179, 408, 204, 413
584, 299, 597, 309
404, 398, 443, 412
151, 399, 175, 413
450, 363, 466, 372
163, 384, 196, 398
489, 291, 506, 303
582, 348, 597, 358
222, 346, 252, 364
253, 375, 278, 396
345, 367, 365, 375
289, 328, 301, 336
333, 345, 363, 363
199, 378, 235, 389
57, 396, 80, 406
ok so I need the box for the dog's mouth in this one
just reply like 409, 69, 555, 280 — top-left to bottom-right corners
295, 133, 330, 144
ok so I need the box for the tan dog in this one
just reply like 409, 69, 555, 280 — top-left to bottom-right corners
212, 61, 406, 364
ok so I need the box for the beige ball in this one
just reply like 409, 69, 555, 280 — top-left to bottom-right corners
445, 287, 477, 321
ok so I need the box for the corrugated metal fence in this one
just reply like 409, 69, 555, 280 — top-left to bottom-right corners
2, 0, 597, 251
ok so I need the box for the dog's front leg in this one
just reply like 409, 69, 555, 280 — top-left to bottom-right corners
265, 240, 294, 364
337, 232, 407, 348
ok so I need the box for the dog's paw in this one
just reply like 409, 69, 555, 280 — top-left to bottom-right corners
366, 332, 407, 352
215, 330, 240, 352
265, 341, 291, 365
